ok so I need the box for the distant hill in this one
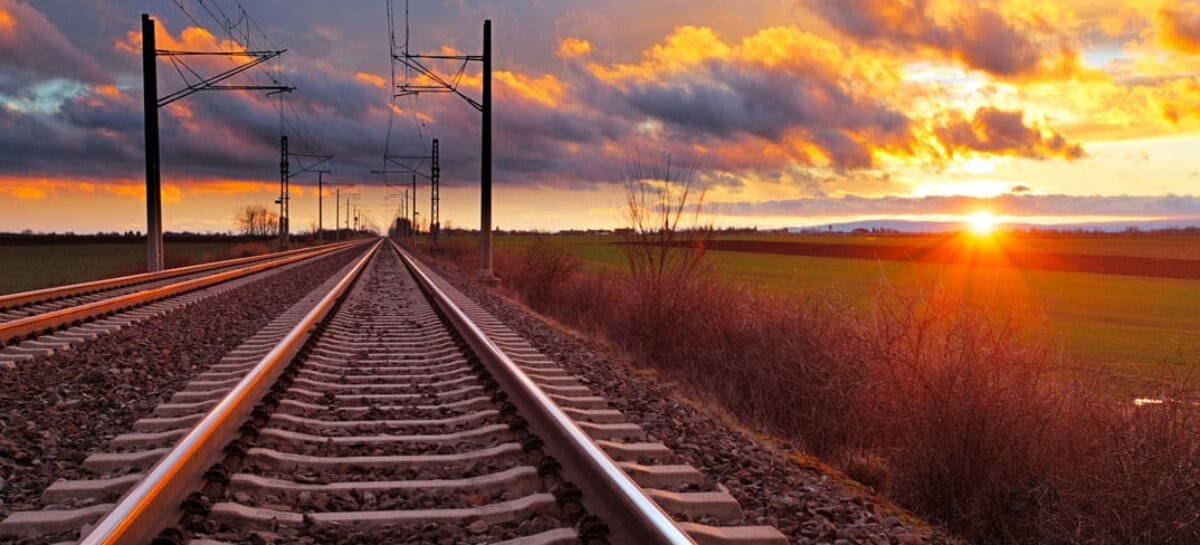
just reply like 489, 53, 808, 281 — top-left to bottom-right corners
789, 218, 1200, 233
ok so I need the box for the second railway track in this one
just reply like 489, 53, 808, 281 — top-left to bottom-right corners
0, 239, 786, 544
0, 242, 359, 362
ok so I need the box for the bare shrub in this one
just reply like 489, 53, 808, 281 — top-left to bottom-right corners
619, 152, 715, 362
501, 236, 580, 310
847, 285, 1069, 541
1037, 395, 1200, 545
229, 242, 271, 258
841, 450, 892, 490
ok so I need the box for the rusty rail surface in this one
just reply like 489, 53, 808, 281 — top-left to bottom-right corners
0, 241, 362, 345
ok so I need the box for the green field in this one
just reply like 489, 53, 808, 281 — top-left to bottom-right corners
491, 233, 1200, 393
0, 242, 244, 295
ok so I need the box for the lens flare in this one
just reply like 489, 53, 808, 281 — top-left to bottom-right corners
967, 210, 998, 236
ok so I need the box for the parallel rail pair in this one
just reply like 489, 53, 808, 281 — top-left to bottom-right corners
7, 239, 784, 544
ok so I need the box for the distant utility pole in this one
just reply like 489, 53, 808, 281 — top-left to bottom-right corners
394, 9, 493, 277
317, 171, 324, 241
430, 138, 440, 244
140, 13, 292, 271
278, 148, 331, 248
278, 135, 288, 248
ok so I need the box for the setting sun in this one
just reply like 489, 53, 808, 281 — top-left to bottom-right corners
967, 210, 998, 236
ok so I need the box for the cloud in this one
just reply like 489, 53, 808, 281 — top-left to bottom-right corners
933, 107, 1084, 161
1156, 0, 1200, 53
579, 25, 915, 168
809, 0, 1085, 79
556, 37, 592, 59
714, 193, 1200, 219
0, 0, 109, 89
354, 71, 387, 89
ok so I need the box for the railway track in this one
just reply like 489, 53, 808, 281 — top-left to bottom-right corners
0, 239, 786, 544
0, 241, 360, 364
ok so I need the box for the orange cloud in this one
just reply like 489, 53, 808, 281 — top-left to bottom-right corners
184, 180, 286, 195
91, 84, 124, 99
1156, 0, 1200, 53
0, 176, 295, 206
0, 5, 15, 34
810, 0, 1090, 80
494, 71, 566, 107
355, 71, 387, 89
557, 37, 592, 58
932, 107, 1084, 161
0, 184, 47, 200
117, 19, 244, 55
589, 26, 732, 82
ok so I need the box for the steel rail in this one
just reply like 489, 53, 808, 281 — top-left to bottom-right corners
77, 240, 381, 545
390, 239, 698, 545
0, 241, 357, 311
0, 241, 362, 345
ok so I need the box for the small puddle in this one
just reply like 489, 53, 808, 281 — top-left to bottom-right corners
1132, 397, 1200, 407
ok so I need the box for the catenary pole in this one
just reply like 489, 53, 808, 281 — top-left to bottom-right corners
142, 14, 163, 272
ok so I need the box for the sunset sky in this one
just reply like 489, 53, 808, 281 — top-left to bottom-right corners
3, 0, 1200, 232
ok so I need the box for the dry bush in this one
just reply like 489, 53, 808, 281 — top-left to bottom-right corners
229, 242, 271, 258
1036, 394, 1200, 545
847, 286, 1070, 541
841, 449, 892, 490
618, 152, 715, 363
496, 236, 580, 311
431, 236, 477, 271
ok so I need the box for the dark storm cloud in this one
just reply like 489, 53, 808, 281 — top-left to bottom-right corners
0, 0, 110, 88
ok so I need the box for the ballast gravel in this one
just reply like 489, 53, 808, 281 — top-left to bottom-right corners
0, 247, 362, 519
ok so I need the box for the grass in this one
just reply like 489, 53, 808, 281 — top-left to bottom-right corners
489, 233, 1200, 394
0, 242, 245, 295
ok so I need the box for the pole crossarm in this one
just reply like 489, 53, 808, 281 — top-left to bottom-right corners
406, 54, 484, 61
394, 53, 483, 111
371, 168, 430, 182
382, 153, 432, 177
286, 153, 333, 180
157, 49, 292, 107
155, 49, 283, 56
